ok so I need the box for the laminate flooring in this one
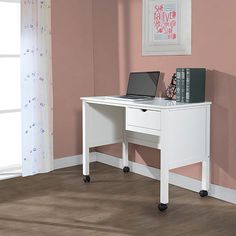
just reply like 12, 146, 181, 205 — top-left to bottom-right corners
0, 163, 235, 236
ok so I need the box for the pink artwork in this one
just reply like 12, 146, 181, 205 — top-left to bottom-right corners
153, 3, 177, 41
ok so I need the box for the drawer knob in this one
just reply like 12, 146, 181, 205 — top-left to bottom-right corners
141, 109, 147, 112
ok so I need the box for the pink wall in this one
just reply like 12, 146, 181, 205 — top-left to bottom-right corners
92, 1, 120, 96
52, 0, 236, 190
93, 0, 236, 190
51, 0, 94, 158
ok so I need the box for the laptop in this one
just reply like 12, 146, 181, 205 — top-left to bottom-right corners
117, 71, 160, 100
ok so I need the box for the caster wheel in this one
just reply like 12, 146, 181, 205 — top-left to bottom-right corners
123, 166, 130, 173
158, 203, 168, 212
199, 190, 208, 197
83, 175, 90, 183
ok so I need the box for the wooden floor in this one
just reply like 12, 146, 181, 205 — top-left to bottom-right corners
0, 163, 235, 236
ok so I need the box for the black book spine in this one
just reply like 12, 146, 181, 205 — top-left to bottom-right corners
176, 68, 181, 102
186, 68, 191, 103
180, 68, 186, 102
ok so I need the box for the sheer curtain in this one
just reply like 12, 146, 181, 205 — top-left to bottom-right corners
21, 0, 53, 176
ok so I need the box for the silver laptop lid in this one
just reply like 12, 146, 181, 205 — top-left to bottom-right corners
126, 71, 160, 97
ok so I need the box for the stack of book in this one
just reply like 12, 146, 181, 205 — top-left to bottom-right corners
176, 68, 206, 103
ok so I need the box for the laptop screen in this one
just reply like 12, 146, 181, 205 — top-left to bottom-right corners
127, 71, 160, 97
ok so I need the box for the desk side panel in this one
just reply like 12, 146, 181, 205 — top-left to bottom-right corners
162, 107, 209, 169
84, 103, 124, 147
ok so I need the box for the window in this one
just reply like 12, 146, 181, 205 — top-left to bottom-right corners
0, 0, 21, 171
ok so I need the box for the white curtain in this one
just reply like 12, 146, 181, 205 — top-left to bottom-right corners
21, 0, 53, 176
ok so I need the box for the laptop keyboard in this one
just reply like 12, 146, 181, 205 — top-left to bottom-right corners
120, 95, 150, 99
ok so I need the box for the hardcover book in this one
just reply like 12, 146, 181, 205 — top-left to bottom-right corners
185, 68, 206, 103
180, 68, 186, 102
176, 68, 182, 102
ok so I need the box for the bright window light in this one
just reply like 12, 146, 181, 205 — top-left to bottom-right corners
0, 112, 21, 168
0, 0, 21, 170
0, 1, 20, 54
0, 58, 21, 110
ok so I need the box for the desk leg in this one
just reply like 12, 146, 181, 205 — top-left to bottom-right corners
199, 157, 210, 197
82, 101, 90, 183
122, 131, 129, 173
159, 153, 169, 211
200, 106, 211, 197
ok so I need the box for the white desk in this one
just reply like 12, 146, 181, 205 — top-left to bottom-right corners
81, 96, 211, 211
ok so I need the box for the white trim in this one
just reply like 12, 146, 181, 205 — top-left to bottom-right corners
0, 173, 21, 181
0, 165, 22, 181
0, 109, 21, 114
0, 55, 20, 58
53, 152, 97, 170
53, 152, 236, 205
0, 0, 20, 3
0, 164, 21, 172
210, 184, 236, 205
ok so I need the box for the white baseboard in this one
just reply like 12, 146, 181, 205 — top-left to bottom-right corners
0, 165, 22, 181
54, 152, 236, 205
54, 152, 97, 170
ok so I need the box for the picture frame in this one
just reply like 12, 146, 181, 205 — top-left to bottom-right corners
142, 0, 192, 56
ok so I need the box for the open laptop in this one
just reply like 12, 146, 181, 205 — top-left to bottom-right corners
115, 71, 160, 100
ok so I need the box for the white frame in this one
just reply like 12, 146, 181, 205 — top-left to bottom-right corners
142, 0, 191, 56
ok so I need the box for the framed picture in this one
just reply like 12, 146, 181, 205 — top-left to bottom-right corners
142, 0, 191, 56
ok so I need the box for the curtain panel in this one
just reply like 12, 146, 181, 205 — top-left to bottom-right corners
21, 0, 53, 176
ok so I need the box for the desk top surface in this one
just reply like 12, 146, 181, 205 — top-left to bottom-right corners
81, 96, 211, 110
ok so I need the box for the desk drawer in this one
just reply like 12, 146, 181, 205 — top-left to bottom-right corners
126, 108, 161, 135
